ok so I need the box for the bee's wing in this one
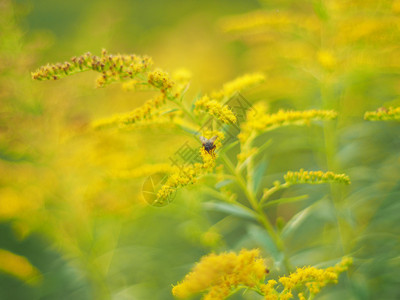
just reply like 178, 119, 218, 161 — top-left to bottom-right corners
199, 136, 207, 144
209, 135, 218, 143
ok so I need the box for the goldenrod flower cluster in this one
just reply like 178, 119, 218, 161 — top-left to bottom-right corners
172, 249, 266, 299
172, 250, 352, 300
239, 109, 337, 142
195, 96, 237, 124
155, 148, 216, 206
284, 169, 351, 185
273, 257, 353, 299
364, 106, 400, 121
92, 94, 169, 130
31, 49, 154, 88
211, 73, 265, 100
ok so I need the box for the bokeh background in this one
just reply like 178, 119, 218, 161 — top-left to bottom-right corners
1, 0, 400, 299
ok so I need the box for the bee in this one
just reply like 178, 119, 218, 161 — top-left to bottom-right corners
200, 135, 218, 154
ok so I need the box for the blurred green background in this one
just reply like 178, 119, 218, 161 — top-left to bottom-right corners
1, 0, 400, 299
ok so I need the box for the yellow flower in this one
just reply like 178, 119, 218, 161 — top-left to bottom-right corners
147, 69, 175, 91
284, 169, 351, 185
239, 108, 337, 142
172, 249, 266, 299
260, 279, 278, 300
211, 73, 265, 100
364, 106, 400, 121
195, 96, 237, 124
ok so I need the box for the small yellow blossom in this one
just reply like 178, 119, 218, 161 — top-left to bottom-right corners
239, 109, 337, 142
211, 73, 265, 100
147, 69, 175, 91
172, 249, 266, 299
364, 106, 400, 121
284, 169, 351, 185
195, 96, 237, 124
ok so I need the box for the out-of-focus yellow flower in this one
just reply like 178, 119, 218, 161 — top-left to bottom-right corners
195, 96, 237, 124
172, 249, 266, 299
364, 106, 400, 121
211, 73, 265, 100
112, 163, 173, 179
92, 94, 169, 129
220, 10, 319, 35
239, 108, 337, 142
0, 249, 41, 285
284, 169, 351, 185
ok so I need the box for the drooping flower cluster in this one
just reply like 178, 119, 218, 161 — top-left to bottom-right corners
195, 96, 237, 124
31, 49, 156, 88
284, 169, 351, 185
364, 106, 400, 121
239, 107, 337, 142
172, 249, 266, 299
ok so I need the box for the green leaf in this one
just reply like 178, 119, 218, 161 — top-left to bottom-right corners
203, 202, 256, 220
247, 224, 283, 263
252, 160, 268, 194
215, 179, 234, 189
263, 194, 309, 208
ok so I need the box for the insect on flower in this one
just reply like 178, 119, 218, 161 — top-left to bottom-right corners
200, 135, 218, 154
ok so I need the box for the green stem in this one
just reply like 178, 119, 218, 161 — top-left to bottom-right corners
221, 153, 292, 272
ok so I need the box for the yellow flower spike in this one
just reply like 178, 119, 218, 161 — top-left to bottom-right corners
195, 96, 237, 124
239, 109, 337, 142
211, 73, 266, 100
364, 106, 400, 121
155, 146, 217, 205
31, 49, 153, 87
284, 169, 351, 185
172, 249, 266, 299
